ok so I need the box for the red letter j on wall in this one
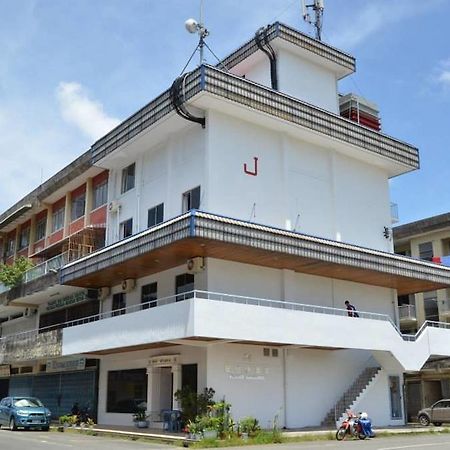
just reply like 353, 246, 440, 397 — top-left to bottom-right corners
244, 157, 258, 176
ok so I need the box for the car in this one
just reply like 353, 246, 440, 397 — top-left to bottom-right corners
0, 396, 51, 431
418, 399, 450, 426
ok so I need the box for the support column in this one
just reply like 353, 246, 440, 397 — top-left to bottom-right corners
28, 214, 36, 257
45, 205, 53, 247
84, 178, 93, 227
171, 364, 182, 410
146, 367, 161, 414
13, 226, 20, 260
63, 192, 72, 238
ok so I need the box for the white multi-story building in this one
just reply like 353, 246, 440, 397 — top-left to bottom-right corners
2, 22, 450, 428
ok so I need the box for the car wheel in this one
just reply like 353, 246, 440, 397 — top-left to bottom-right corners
9, 417, 17, 431
433, 422, 442, 426
418, 414, 430, 426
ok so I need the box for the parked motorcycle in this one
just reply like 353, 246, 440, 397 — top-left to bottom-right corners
335, 412, 366, 440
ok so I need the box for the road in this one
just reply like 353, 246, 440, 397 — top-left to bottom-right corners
1, 430, 450, 449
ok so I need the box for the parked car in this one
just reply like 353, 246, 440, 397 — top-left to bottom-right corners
0, 396, 51, 431
418, 399, 450, 426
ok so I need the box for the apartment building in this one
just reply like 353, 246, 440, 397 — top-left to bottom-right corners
394, 213, 450, 420
1, 22, 450, 428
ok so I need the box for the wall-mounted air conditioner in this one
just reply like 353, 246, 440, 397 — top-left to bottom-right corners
121, 279, 136, 293
108, 200, 121, 213
187, 257, 205, 274
98, 287, 110, 300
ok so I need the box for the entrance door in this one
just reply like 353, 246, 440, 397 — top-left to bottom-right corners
159, 368, 173, 411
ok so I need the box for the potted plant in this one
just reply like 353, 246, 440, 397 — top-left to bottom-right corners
238, 416, 260, 439
132, 407, 149, 428
197, 416, 219, 439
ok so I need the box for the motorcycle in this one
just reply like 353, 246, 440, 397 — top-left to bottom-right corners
335, 412, 366, 440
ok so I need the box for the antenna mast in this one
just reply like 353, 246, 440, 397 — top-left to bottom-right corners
302, 0, 324, 41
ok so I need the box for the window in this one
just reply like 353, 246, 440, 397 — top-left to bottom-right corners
424, 291, 439, 321
141, 282, 157, 309
36, 217, 46, 241
182, 186, 200, 212
107, 369, 147, 413
147, 203, 164, 228
175, 273, 194, 301
120, 218, 133, 239
93, 181, 108, 209
19, 227, 30, 250
52, 207, 65, 232
112, 293, 126, 316
121, 163, 135, 194
5, 237, 15, 257
419, 242, 433, 261
71, 192, 86, 221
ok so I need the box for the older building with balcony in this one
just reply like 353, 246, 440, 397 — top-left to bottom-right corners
394, 212, 450, 420
1, 22, 450, 429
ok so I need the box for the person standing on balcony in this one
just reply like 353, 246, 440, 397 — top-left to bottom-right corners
345, 300, 359, 318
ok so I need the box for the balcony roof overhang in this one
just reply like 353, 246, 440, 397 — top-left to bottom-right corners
60, 211, 450, 296
91, 66, 418, 178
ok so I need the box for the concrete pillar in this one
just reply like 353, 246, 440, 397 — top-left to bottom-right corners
171, 364, 182, 410
63, 192, 72, 238
13, 226, 20, 260
84, 178, 93, 227
28, 214, 36, 257
146, 367, 161, 414
433, 239, 448, 319
45, 205, 53, 247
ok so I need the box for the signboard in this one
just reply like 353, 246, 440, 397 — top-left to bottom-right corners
46, 357, 86, 373
0, 365, 10, 377
47, 291, 88, 311
224, 364, 268, 381
148, 354, 180, 367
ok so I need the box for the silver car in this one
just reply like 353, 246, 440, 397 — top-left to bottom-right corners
418, 399, 450, 426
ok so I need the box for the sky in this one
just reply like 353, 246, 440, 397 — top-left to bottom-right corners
0, 0, 449, 225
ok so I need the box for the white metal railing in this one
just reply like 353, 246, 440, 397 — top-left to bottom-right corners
2, 290, 450, 347
23, 252, 70, 283
399, 304, 416, 320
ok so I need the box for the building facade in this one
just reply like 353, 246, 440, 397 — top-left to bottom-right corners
1, 22, 450, 429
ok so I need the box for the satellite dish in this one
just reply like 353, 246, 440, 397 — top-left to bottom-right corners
185, 18, 199, 34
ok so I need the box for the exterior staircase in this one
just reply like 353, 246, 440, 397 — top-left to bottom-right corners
321, 366, 381, 427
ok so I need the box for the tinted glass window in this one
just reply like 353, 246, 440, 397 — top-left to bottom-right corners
107, 369, 147, 413
121, 163, 135, 193
147, 203, 164, 228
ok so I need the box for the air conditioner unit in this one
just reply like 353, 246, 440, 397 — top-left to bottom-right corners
108, 200, 121, 213
186, 257, 205, 274
98, 286, 110, 300
121, 279, 136, 293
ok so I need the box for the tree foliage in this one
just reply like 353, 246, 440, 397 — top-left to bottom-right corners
0, 256, 34, 287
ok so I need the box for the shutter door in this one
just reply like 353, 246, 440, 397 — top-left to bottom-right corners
60, 371, 97, 418
32, 373, 61, 416
9, 376, 33, 396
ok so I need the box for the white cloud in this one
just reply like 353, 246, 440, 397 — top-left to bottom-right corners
328, 0, 444, 50
56, 82, 120, 141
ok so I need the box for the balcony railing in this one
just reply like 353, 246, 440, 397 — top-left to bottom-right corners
399, 304, 416, 321
23, 251, 70, 284
0, 328, 62, 364
2, 290, 450, 363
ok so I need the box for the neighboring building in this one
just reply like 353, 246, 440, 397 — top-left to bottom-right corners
394, 213, 450, 420
2, 22, 450, 429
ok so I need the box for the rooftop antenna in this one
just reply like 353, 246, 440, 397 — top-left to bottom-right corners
185, 0, 209, 66
302, 0, 324, 41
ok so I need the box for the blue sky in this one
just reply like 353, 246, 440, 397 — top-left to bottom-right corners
1, 0, 449, 225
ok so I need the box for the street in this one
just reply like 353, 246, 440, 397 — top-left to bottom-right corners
1, 430, 450, 450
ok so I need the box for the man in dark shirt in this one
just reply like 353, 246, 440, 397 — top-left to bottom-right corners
345, 300, 359, 318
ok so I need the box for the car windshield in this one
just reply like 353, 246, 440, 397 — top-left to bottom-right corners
13, 398, 43, 408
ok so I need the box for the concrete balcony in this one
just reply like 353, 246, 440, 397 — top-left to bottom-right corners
57, 290, 450, 372
399, 304, 417, 328
0, 328, 62, 364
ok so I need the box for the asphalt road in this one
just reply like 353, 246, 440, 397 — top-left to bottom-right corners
1, 430, 450, 450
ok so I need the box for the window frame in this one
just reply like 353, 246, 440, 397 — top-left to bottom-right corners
18, 227, 30, 250
36, 217, 47, 242
182, 186, 201, 213
121, 163, 136, 194
93, 180, 108, 210
71, 192, 86, 221
52, 207, 65, 233
147, 203, 164, 228
120, 218, 133, 239
141, 282, 157, 309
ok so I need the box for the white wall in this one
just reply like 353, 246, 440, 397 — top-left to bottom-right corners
207, 111, 392, 251
97, 345, 206, 426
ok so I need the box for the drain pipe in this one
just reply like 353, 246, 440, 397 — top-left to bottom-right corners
282, 348, 287, 428
255, 25, 278, 91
